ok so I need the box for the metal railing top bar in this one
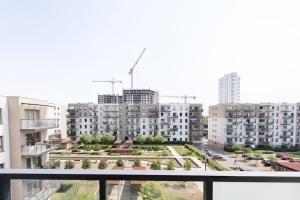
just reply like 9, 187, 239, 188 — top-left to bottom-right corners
0, 169, 300, 183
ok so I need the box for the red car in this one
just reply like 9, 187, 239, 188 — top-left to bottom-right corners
281, 155, 291, 160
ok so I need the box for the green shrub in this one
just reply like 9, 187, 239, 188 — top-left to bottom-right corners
92, 133, 101, 144
145, 136, 154, 144
116, 159, 124, 167
98, 160, 108, 169
80, 133, 92, 144
150, 160, 161, 170
83, 145, 93, 151
159, 150, 169, 156
133, 150, 142, 156
71, 149, 80, 153
183, 160, 192, 170
167, 160, 175, 170
90, 151, 101, 155
234, 150, 243, 154
81, 159, 91, 169
102, 133, 115, 144
140, 182, 163, 200
62, 152, 72, 156
133, 159, 141, 167
64, 160, 74, 169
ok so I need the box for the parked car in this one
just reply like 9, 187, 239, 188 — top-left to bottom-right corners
242, 153, 249, 158
247, 155, 264, 160
288, 157, 300, 162
276, 153, 284, 158
281, 155, 291, 160
212, 154, 223, 159
262, 159, 273, 166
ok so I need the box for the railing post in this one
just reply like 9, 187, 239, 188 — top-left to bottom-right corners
99, 179, 106, 200
203, 181, 213, 200
0, 178, 11, 200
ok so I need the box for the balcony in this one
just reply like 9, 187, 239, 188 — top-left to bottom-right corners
0, 169, 299, 200
23, 180, 60, 200
21, 119, 59, 131
21, 143, 60, 157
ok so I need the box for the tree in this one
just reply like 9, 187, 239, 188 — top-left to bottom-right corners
267, 155, 277, 162
232, 144, 243, 152
167, 160, 175, 170
116, 159, 124, 167
145, 136, 154, 144
184, 160, 192, 170
82, 159, 91, 169
93, 133, 101, 144
154, 135, 164, 144
254, 151, 262, 158
133, 159, 141, 167
242, 147, 253, 154
80, 133, 92, 145
102, 133, 115, 144
98, 160, 108, 169
150, 160, 161, 170
64, 160, 74, 169
140, 182, 163, 200
136, 135, 145, 145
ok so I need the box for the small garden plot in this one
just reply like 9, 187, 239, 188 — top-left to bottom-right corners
172, 146, 194, 156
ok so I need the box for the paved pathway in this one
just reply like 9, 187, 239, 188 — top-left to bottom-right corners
167, 146, 185, 166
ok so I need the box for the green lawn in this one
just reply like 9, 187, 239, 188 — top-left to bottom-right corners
172, 146, 193, 156
51, 180, 98, 200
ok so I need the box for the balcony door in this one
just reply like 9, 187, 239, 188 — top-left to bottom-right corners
26, 132, 41, 145
24, 110, 40, 120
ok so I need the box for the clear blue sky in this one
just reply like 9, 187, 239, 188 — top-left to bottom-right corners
1, 0, 300, 110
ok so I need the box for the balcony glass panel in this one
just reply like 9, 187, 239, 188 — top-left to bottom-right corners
214, 182, 299, 200
21, 119, 59, 130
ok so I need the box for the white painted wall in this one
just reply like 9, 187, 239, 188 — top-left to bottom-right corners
0, 95, 10, 168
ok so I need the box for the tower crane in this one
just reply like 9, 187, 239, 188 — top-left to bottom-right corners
128, 47, 146, 89
92, 78, 122, 94
160, 95, 197, 104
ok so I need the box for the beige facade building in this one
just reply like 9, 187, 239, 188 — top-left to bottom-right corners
7, 96, 65, 200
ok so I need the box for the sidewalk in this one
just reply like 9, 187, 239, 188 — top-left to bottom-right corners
167, 146, 185, 166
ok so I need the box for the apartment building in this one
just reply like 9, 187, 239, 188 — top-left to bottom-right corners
122, 89, 159, 104
67, 102, 203, 142
68, 103, 103, 140
0, 95, 10, 169
7, 96, 64, 200
218, 72, 240, 104
98, 94, 123, 104
208, 103, 300, 149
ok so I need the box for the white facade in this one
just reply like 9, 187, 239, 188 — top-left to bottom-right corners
208, 103, 300, 149
218, 72, 240, 104
158, 104, 190, 142
0, 95, 10, 169
68, 103, 203, 142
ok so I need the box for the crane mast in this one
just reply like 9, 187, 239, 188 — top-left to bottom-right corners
128, 48, 146, 89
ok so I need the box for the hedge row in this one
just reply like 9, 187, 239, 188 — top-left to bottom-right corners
133, 145, 167, 151
225, 145, 300, 153
185, 144, 230, 171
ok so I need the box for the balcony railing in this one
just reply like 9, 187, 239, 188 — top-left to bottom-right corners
20, 119, 59, 131
0, 169, 300, 200
21, 143, 60, 156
